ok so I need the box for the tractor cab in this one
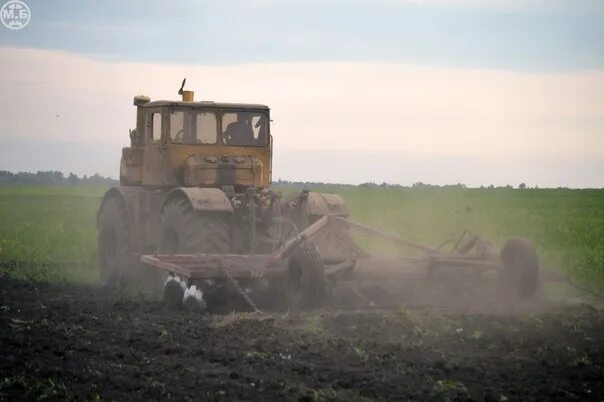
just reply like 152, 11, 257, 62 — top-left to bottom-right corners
120, 88, 272, 192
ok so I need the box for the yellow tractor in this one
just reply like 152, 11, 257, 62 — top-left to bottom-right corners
98, 80, 539, 312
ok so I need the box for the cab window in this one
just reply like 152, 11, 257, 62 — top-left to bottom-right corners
152, 113, 162, 142
144, 111, 162, 144
222, 111, 268, 146
195, 112, 218, 144
169, 111, 184, 142
170, 110, 217, 144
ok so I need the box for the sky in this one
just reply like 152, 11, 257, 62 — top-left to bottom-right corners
0, 0, 603, 187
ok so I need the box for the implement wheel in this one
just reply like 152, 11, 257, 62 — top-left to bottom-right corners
285, 242, 326, 309
498, 237, 539, 300
98, 196, 133, 286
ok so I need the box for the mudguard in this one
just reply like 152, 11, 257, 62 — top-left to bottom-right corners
305, 192, 349, 217
285, 191, 357, 263
163, 187, 233, 213
98, 187, 140, 227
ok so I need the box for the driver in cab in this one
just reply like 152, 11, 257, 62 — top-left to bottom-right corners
224, 116, 255, 146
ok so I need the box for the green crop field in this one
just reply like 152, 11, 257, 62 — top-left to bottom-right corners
0, 185, 603, 290
0, 186, 103, 283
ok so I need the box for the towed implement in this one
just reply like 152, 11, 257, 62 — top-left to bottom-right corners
98, 80, 539, 312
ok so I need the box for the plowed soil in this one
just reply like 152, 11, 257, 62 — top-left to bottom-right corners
1, 276, 603, 401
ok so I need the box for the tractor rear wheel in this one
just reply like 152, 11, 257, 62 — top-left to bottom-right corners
158, 198, 231, 254
98, 196, 132, 286
498, 237, 539, 301
157, 198, 232, 310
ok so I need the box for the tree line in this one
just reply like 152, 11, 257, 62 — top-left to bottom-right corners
0, 170, 118, 186
273, 179, 534, 190
0, 172, 564, 190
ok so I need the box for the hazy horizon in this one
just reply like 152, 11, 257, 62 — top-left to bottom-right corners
2, 138, 603, 189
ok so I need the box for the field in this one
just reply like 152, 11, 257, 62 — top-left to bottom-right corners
1, 184, 604, 401
1, 277, 603, 401
0, 186, 101, 283
1, 185, 603, 288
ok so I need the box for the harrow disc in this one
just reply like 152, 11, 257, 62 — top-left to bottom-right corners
163, 275, 187, 309
284, 242, 326, 309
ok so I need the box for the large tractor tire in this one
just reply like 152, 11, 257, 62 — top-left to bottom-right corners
98, 196, 132, 286
157, 198, 232, 310
158, 198, 231, 254
498, 237, 539, 301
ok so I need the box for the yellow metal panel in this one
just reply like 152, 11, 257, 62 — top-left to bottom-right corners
164, 144, 271, 188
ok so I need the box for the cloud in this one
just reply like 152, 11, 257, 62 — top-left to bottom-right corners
2, 0, 603, 71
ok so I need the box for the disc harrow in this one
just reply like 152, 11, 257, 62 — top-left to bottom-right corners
141, 215, 539, 312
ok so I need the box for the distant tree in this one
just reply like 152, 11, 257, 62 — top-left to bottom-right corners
0, 170, 13, 184
67, 173, 79, 185
519, 182, 526, 189
88, 173, 101, 185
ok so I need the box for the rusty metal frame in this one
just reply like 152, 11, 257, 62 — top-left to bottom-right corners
140, 215, 502, 281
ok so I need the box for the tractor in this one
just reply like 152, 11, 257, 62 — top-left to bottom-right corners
98, 80, 539, 312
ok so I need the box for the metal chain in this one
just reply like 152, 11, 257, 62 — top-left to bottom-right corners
220, 264, 262, 313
